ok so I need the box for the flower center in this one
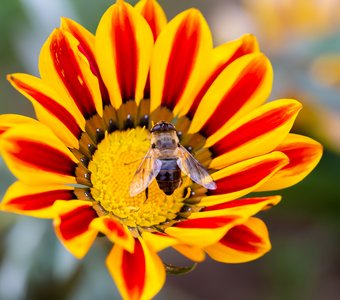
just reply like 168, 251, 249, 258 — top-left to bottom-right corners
88, 127, 187, 228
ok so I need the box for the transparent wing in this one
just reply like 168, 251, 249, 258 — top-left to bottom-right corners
129, 148, 162, 196
176, 145, 217, 190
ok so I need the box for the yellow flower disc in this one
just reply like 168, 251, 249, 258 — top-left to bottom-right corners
88, 127, 185, 228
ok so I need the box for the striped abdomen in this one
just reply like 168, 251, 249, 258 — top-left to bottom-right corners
156, 159, 181, 195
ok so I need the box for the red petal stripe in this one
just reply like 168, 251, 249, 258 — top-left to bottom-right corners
187, 39, 258, 119
210, 159, 285, 195
139, 1, 160, 99
111, 4, 138, 102
144, 76, 151, 99
8, 139, 76, 176
122, 239, 146, 298
225, 38, 257, 67
77, 44, 110, 106
10, 76, 81, 138
203, 197, 274, 212
220, 224, 263, 253
65, 25, 110, 106
59, 205, 97, 240
211, 103, 299, 156
200, 57, 267, 137
176, 216, 238, 229
139, 0, 162, 41
7, 189, 74, 210
161, 15, 200, 110
50, 31, 97, 118
104, 218, 128, 239
277, 143, 321, 173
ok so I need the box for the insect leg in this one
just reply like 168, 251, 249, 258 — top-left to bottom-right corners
145, 187, 149, 200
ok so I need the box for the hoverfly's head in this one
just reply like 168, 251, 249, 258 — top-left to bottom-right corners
150, 121, 178, 150
150, 121, 176, 133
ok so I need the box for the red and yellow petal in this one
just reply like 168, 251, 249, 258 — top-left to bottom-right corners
212, 34, 260, 67
0, 123, 77, 185
0, 181, 74, 218
188, 53, 273, 136
202, 151, 289, 206
96, 1, 154, 108
0, 114, 38, 136
192, 195, 281, 219
8, 73, 82, 148
257, 134, 323, 191
39, 28, 102, 120
135, 0, 167, 98
208, 99, 302, 169
187, 33, 260, 119
135, 0, 167, 40
60, 17, 111, 106
173, 244, 206, 262
53, 200, 98, 259
142, 232, 206, 262
205, 217, 271, 263
142, 232, 178, 252
90, 216, 134, 253
165, 215, 244, 248
150, 8, 213, 113
107, 237, 165, 300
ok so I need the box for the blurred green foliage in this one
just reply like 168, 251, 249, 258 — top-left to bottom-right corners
0, 0, 28, 62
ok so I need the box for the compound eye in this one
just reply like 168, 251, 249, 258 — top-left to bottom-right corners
152, 143, 156, 148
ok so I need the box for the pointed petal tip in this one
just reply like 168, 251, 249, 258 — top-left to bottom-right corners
186, 8, 202, 17
205, 218, 271, 263
116, 0, 129, 9
241, 33, 260, 52
135, 0, 167, 41
7, 73, 27, 85
181, 8, 207, 27
59, 17, 68, 27
250, 52, 272, 70
60, 17, 76, 30
287, 98, 303, 110
176, 8, 205, 25
6, 73, 14, 82
6, 73, 27, 85
256, 134, 323, 191
51, 27, 62, 36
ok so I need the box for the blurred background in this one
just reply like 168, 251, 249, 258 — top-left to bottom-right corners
1, 0, 340, 299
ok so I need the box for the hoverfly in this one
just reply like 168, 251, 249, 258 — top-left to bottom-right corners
129, 121, 217, 197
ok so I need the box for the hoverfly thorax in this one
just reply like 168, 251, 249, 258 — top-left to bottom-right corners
150, 121, 179, 153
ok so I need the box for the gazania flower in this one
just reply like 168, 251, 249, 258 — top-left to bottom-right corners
0, 0, 322, 299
